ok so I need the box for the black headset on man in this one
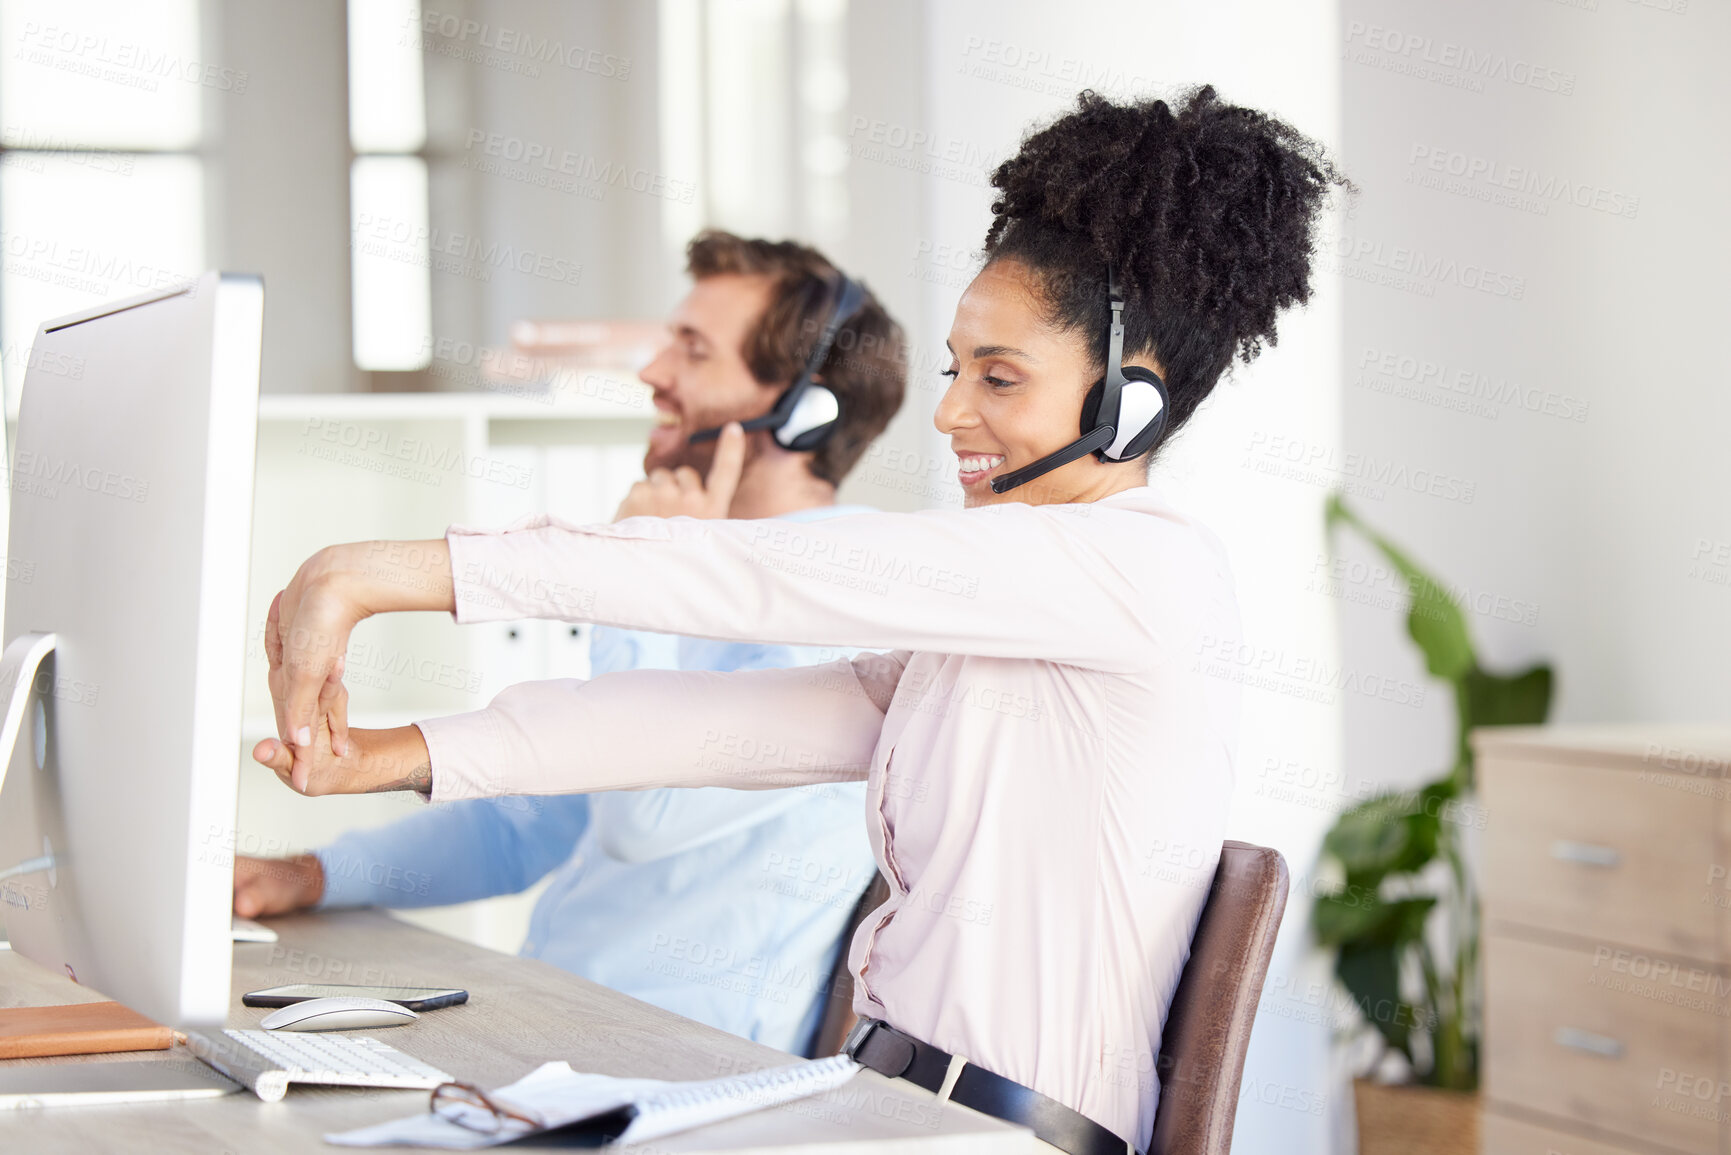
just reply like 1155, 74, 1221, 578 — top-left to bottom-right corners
687, 275, 867, 452
691, 265, 1169, 493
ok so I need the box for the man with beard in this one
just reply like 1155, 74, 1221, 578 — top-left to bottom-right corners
233, 231, 906, 1056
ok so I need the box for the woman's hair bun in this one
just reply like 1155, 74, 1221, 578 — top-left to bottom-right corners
984, 85, 1349, 447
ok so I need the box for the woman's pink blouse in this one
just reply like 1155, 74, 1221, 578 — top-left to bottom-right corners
417, 484, 1243, 1149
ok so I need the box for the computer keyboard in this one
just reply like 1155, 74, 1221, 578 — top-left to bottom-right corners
230, 916, 279, 944
185, 1028, 453, 1103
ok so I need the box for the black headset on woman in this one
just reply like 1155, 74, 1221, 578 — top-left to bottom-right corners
687, 274, 868, 452
990, 267, 1169, 494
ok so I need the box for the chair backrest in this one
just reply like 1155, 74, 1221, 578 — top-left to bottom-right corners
808, 872, 892, 1059
1150, 840, 1290, 1155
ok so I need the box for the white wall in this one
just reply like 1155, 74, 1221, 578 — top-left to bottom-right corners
1333, 0, 1730, 1144
209, 0, 357, 394
434, 0, 666, 344
1337, 0, 1731, 770
908, 4, 1345, 1151
832, 0, 930, 513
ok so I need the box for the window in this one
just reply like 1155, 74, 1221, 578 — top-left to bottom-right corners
348, 0, 431, 372
0, 0, 206, 428
657, 0, 849, 256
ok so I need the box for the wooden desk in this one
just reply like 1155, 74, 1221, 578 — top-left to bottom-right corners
0, 909, 1031, 1153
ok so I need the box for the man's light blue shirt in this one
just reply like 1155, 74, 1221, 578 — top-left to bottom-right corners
314, 504, 879, 1055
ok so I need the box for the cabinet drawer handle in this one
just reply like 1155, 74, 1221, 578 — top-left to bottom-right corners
1550, 840, 1620, 868
1553, 1026, 1624, 1059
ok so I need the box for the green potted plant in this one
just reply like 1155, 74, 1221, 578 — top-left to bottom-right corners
1311, 495, 1553, 1153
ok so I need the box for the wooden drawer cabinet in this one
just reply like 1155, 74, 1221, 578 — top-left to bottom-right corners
1482, 759, 1718, 961
1478, 726, 1731, 1155
1482, 935, 1722, 1153
1483, 1111, 1683, 1155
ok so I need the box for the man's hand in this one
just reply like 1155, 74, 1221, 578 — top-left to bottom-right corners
253, 722, 433, 798
233, 853, 325, 918
614, 421, 746, 520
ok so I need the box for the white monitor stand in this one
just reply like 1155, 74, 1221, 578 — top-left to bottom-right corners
0, 631, 58, 885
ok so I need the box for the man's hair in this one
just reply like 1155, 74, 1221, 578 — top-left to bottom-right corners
685, 230, 906, 487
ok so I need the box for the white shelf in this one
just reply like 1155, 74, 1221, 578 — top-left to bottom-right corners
257, 384, 653, 423
237, 388, 617, 955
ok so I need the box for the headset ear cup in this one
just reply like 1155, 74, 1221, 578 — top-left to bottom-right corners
1077, 371, 1167, 462
772, 382, 841, 452
776, 385, 842, 452
779, 419, 837, 453
1113, 366, 1168, 460
1078, 378, 1106, 437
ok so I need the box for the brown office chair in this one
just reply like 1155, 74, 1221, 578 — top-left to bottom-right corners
808, 872, 892, 1058
1149, 840, 1290, 1155
812, 845, 1286, 1153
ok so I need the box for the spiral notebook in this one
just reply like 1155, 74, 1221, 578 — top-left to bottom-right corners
324, 1054, 862, 1149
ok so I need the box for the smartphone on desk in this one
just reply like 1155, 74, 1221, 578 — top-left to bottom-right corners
240, 984, 468, 1011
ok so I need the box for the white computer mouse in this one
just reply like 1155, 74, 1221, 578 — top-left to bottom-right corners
259, 996, 419, 1032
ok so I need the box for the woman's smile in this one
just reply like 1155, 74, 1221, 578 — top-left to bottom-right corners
955, 452, 1007, 486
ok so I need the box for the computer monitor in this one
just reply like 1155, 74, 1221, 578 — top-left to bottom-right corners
0, 272, 263, 1028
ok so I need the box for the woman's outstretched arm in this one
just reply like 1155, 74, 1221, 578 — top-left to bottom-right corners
262, 425, 1194, 782
418, 654, 894, 803
443, 496, 1174, 667
258, 650, 905, 800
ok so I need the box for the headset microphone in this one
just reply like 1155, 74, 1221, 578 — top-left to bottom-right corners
989, 266, 1169, 495
689, 274, 867, 453
985, 426, 1115, 494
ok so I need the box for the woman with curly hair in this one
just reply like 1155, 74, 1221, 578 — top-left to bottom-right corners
256, 86, 1345, 1154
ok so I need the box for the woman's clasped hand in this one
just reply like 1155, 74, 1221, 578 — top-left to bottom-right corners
254, 539, 455, 795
